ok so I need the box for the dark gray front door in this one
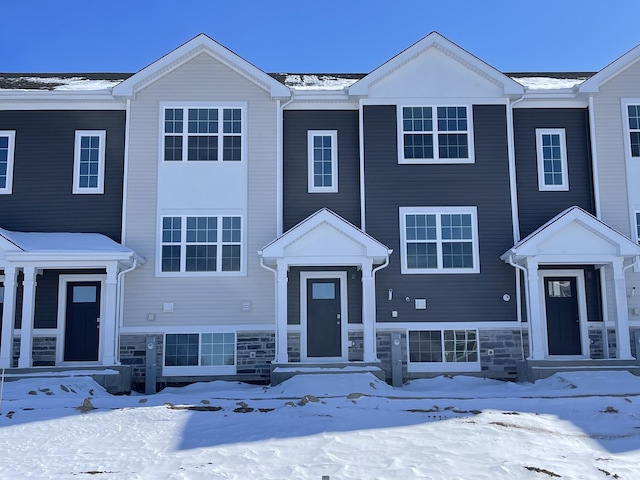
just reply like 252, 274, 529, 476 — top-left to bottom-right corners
64, 281, 101, 362
545, 277, 581, 355
307, 278, 341, 357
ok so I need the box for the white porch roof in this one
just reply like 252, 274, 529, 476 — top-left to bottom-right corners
259, 208, 392, 265
501, 206, 640, 265
0, 228, 142, 266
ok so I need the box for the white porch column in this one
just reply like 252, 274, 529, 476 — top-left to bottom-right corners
102, 264, 118, 365
361, 259, 378, 362
525, 258, 545, 360
18, 266, 37, 368
0, 266, 18, 368
275, 260, 289, 363
612, 259, 633, 359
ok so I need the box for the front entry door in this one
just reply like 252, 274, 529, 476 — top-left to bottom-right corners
307, 278, 341, 357
64, 281, 101, 362
544, 277, 581, 355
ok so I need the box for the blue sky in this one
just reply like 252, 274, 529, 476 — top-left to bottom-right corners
2, 0, 639, 74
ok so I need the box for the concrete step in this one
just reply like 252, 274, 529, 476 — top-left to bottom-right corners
0, 365, 132, 394
270, 362, 385, 386
517, 359, 640, 382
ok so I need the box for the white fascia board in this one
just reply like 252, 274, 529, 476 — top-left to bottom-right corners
513, 97, 589, 109
112, 34, 290, 99
580, 43, 640, 93
349, 32, 524, 97
4, 252, 135, 264
358, 97, 509, 106
0, 91, 124, 110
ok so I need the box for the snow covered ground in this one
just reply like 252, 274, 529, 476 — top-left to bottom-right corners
0, 371, 639, 479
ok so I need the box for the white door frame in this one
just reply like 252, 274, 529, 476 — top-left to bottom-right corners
300, 271, 348, 362
538, 269, 590, 358
56, 274, 106, 364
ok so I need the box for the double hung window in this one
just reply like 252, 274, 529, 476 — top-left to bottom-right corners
308, 130, 338, 193
400, 207, 479, 274
400, 106, 473, 163
160, 215, 242, 274
0, 131, 16, 194
536, 129, 568, 191
163, 106, 243, 162
73, 131, 106, 194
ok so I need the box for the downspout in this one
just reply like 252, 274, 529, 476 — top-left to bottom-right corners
358, 98, 366, 231
370, 254, 391, 355
277, 92, 295, 236
507, 253, 530, 361
259, 257, 280, 362
115, 257, 139, 363
506, 93, 527, 358
588, 95, 609, 356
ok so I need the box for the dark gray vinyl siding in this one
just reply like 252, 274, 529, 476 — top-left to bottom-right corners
364, 104, 517, 323
287, 267, 362, 325
514, 108, 594, 238
283, 110, 360, 230
0, 110, 125, 241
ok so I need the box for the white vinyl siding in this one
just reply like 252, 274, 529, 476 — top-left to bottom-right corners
0, 131, 16, 194
536, 129, 568, 191
122, 52, 277, 327
73, 130, 106, 194
399, 207, 480, 274
308, 130, 338, 193
398, 105, 474, 164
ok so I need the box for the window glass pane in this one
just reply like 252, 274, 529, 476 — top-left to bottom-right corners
222, 217, 241, 242
407, 242, 437, 269
164, 109, 183, 134
201, 332, 235, 366
165, 334, 198, 366
223, 136, 241, 161
630, 132, 640, 158
73, 286, 97, 303
186, 245, 217, 272
547, 280, 572, 297
437, 106, 467, 132
186, 217, 216, 243
78, 135, 101, 189
443, 330, 477, 362
312, 135, 333, 187
438, 133, 468, 159
162, 217, 181, 243
164, 136, 183, 161
161, 245, 181, 272
628, 105, 640, 130
187, 136, 217, 161
221, 245, 241, 271
312, 282, 335, 299
404, 133, 433, 159
188, 109, 217, 134
408, 331, 442, 362
0, 285, 4, 303
223, 108, 241, 134
636, 212, 640, 239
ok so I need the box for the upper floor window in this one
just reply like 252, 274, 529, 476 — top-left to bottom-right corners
163, 106, 243, 162
73, 131, 106, 194
0, 131, 16, 194
399, 207, 480, 274
635, 212, 640, 243
627, 104, 640, 158
160, 214, 243, 274
399, 106, 473, 164
536, 129, 568, 191
308, 130, 338, 193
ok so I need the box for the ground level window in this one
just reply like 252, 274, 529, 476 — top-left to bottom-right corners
164, 333, 236, 373
408, 329, 478, 371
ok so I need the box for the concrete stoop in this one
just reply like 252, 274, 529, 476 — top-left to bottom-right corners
270, 362, 385, 386
0, 365, 132, 394
517, 359, 640, 382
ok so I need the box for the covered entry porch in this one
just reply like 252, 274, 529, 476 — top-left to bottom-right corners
259, 209, 391, 383
502, 207, 640, 378
0, 228, 141, 370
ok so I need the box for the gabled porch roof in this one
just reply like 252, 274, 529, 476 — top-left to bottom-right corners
259, 208, 392, 265
501, 206, 640, 265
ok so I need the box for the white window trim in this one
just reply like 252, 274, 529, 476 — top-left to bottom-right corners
159, 102, 247, 163
536, 128, 568, 191
162, 332, 236, 376
156, 213, 245, 277
397, 105, 474, 165
307, 130, 338, 193
72, 130, 106, 194
406, 328, 481, 373
622, 99, 640, 160
399, 206, 480, 274
0, 131, 16, 194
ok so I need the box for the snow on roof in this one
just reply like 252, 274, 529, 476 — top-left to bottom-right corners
0, 74, 130, 91
508, 72, 594, 90
271, 73, 364, 90
0, 228, 133, 253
